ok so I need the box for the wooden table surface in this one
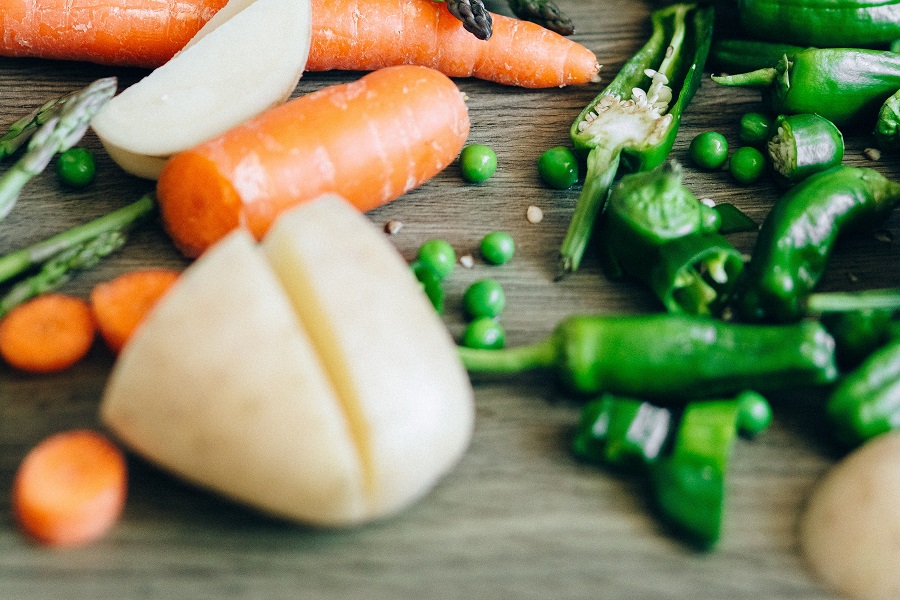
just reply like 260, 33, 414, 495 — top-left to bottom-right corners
1, 1, 899, 598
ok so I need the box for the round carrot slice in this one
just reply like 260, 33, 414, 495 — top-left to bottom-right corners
90, 269, 180, 353
13, 430, 128, 547
0, 294, 96, 373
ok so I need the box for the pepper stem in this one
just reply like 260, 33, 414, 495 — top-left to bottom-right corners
457, 333, 560, 374
710, 67, 777, 88
804, 288, 900, 314
556, 147, 621, 280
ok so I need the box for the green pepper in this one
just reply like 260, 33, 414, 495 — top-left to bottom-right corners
734, 166, 900, 322
573, 390, 773, 549
822, 308, 896, 368
827, 337, 900, 448
712, 48, 900, 126
766, 113, 844, 185
736, 0, 900, 48
709, 39, 809, 73
874, 88, 900, 150
713, 202, 758, 234
597, 162, 744, 315
557, 2, 713, 278
458, 313, 838, 400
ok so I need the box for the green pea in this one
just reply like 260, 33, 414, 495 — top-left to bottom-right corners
461, 316, 505, 349
729, 146, 767, 184
739, 112, 773, 145
736, 391, 773, 437
537, 146, 579, 189
459, 143, 497, 183
410, 260, 445, 314
463, 278, 506, 319
56, 147, 96, 188
688, 131, 729, 170
416, 239, 456, 280
480, 231, 515, 265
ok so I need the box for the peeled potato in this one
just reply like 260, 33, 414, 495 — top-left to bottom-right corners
799, 432, 900, 600
100, 195, 474, 526
90, 0, 311, 180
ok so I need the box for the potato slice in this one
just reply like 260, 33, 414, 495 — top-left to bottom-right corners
100, 230, 367, 525
263, 196, 475, 520
90, 0, 311, 180
101, 196, 474, 525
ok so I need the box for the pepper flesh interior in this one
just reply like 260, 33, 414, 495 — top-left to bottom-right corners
576, 69, 675, 152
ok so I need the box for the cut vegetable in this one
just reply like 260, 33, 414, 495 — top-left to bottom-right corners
90, 269, 181, 354
13, 430, 127, 547
101, 195, 474, 526
90, 0, 312, 179
0, 294, 96, 373
156, 64, 470, 257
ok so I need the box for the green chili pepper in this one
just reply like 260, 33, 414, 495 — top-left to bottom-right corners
710, 39, 809, 74
712, 48, 900, 126
558, 2, 713, 278
735, 166, 900, 322
458, 313, 838, 400
597, 162, 744, 315
651, 390, 772, 550
736, 0, 900, 48
874, 88, 900, 150
822, 308, 896, 368
766, 113, 844, 185
573, 390, 772, 549
827, 337, 900, 448
713, 202, 758, 234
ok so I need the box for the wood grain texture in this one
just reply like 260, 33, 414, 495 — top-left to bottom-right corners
1, 1, 899, 597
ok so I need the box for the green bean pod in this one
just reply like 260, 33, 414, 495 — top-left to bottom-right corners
827, 337, 900, 447
735, 166, 900, 322
766, 113, 844, 184
458, 313, 838, 400
712, 48, 900, 126
737, 0, 900, 48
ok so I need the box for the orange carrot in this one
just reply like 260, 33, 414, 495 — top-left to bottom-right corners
13, 429, 127, 547
0, 294, 96, 373
0, 0, 228, 69
90, 269, 180, 353
306, 0, 600, 88
156, 64, 470, 257
0, 0, 599, 88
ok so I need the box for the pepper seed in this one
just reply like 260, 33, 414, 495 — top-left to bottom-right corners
526, 205, 544, 223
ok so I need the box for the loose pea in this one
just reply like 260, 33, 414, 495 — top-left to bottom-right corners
459, 143, 497, 183
480, 231, 515, 265
688, 131, 729, 169
729, 146, 767, 184
463, 278, 506, 319
410, 260, 445, 314
537, 146, 579, 189
461, 316, 505, 349
416, 239, 456, 280
56, 147, 96, 188
739, 112, 774, 146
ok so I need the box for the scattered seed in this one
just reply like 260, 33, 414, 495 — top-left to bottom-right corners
864, 147, 882, 161
384, 220, 403, 235
526, 205, 544, 224
699, 197, 716, 207
848, 272, 859, 283
459, 254, 475, 269
874, 229, 894, 244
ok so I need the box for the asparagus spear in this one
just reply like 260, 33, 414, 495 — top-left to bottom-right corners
0, 77, 117, 222
0, 95, 71, 161
0, 194, 156, 286
507, 0, 574, 35
447, 0, 493, 39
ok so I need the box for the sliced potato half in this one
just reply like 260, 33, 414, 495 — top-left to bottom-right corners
91, 0, 311, 180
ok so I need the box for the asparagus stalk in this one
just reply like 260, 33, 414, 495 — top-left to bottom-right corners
0, 94, 71, 161
507, 0, 574, 35
447, 0, 493, 39
0, 77, 117, 222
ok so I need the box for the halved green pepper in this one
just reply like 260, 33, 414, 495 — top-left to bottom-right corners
712, 48, 900, 126
458, 313, 838, 400
766, 113, 844, 185
558, 2, 714, 278
597, 162, 744, 315
572, 390, 773, 549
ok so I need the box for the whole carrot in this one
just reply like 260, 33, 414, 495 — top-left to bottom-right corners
156, 64, 470, 257
0, 0, 599, 88
306, 0, 600, 88
0, 0, 228, 69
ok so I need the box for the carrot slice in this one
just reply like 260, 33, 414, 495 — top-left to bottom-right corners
0, 294, 96, 373
13, 430, 128, 547
90, 269, 180, 354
